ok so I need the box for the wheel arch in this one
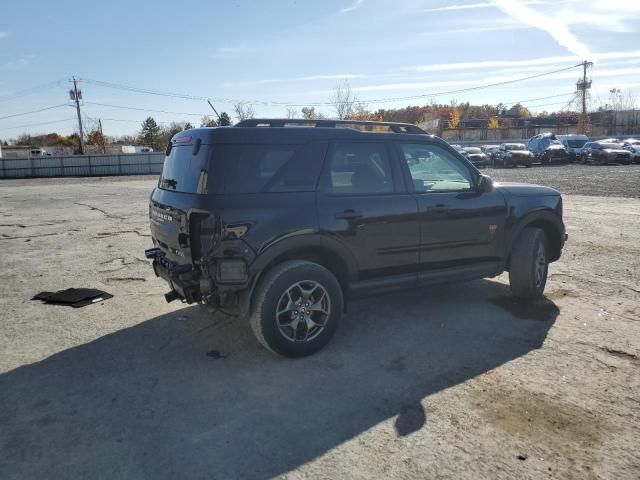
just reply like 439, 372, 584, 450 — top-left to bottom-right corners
240, 235, 357, 316
506, 211, 564, 266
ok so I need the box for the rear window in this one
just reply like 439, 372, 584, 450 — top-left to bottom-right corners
160, 141, 327, 194
159, 145, 209, 193
566, 139, 588, 148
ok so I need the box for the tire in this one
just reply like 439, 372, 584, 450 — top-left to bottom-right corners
509, 227, 548, 300
249, 260, 344, 357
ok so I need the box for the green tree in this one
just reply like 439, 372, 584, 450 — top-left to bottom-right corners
218, 112, 232, 126
139, 117, 161, 149
301, 106, 324, 119
184, 122, 193, 130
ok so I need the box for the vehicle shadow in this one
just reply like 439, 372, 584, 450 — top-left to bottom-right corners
0, 279, 558, 479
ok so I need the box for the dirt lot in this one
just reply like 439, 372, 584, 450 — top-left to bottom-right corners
1, 166, 639, 479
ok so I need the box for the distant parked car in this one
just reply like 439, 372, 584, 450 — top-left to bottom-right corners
494, 143, 533, 168
556, 134, 589, 162
462, 147, 488, 168
527, 133, 568, 164
581, 142, 632, 165
621, 138, 640, 148
622, 142, 640, 163
480, 145, 501, 165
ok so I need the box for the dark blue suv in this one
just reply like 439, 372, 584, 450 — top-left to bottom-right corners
146, 119, 566, 357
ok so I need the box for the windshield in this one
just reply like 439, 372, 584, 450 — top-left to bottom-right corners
464, 148, 482, 154
505, 144, 525, 151
566, 139, 588, 148
600, 143, 621, 149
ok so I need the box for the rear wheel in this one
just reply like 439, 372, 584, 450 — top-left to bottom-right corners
250, 260, 343, 357
509, 227, 548, 299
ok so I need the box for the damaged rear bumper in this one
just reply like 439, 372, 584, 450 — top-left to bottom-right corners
145, 248, 202, 303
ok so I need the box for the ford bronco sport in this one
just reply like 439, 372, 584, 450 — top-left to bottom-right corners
146, 119, 566, 357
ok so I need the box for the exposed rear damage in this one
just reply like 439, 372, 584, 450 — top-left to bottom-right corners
146, 197, 254, 308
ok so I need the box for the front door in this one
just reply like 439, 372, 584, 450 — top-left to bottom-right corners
316, 140, 420, 280
395, 141, 507, 268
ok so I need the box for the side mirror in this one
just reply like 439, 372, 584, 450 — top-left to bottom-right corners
477, 174, 493, 193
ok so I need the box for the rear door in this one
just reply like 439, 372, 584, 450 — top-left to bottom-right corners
395, 141, 507, 269
316, 140, 420, 280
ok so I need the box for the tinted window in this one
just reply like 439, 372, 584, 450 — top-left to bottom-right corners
217, 142, 325, 194
325, 142, 393, 194
400, 143, 473, 192
160, 145, 209, 193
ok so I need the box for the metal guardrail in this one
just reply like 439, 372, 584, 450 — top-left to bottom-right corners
0, 153, 164, 179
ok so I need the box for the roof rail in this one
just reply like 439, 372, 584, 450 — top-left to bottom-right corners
234, 118, 428, 134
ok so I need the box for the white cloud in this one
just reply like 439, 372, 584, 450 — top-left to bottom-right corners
492, 0, 590, 57
423, 0, 547, 13
341, 0, 364, 13
0, 32, 9, 39
423, 2, 494, 12
3, 54, 35, 70
404, 50, 640, 73
418, 24, 529, 35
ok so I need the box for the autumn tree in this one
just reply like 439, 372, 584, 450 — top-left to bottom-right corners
86, 128, 107, 153
487, 117, 499, 129
448, 107, 461, 129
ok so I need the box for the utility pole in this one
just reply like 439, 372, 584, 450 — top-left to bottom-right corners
576, 61, 593, 135
98, 119, 106, 154
70, 77, 85, 154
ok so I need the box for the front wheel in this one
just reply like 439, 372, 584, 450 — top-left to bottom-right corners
509, 227, 548, 299
250, 260, 344, 357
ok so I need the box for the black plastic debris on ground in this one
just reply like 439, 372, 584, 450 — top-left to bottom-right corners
32, 288, 113, 308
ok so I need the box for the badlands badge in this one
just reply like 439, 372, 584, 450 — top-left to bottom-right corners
489, 224, 497, 235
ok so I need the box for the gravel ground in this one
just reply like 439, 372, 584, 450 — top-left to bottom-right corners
486, 164, 640, 198
0, 171, 639, 479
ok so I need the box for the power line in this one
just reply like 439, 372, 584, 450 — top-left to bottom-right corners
0, 118, 75, 131
79, 63, 583, 107
505, 92, 575, 105
0, 79, 67, 103
0, 104, 70, 121
83, 101, 210, 117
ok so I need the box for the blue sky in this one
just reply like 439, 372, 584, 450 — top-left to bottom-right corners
1, 0, 639, 138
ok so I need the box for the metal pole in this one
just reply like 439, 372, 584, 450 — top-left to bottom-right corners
72, 77, 85, 154
98, 119, 106, 154
207, 100, 222, 123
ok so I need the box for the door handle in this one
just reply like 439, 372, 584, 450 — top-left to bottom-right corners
430, 204, 449, 214
335, 209, 363, 220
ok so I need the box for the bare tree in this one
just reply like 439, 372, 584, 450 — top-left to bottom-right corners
233, 103, 256, 122
285, 107, 297, 119
330, 80, 358, 119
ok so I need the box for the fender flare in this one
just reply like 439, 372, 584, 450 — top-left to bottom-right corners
506, 210, 564, 262
239, 233, 358, 317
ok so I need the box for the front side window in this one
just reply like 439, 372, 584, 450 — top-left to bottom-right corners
399, 143, 474, 193
324, 142, 393, 194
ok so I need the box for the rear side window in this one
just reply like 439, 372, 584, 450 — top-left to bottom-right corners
324, 142, 393, 194
159, 145, 209, 193
217, 141, 326, 193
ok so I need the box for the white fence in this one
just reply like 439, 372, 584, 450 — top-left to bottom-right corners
0, 153, 164, 179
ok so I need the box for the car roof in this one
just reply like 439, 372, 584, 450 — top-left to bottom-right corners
171, 120, 444, 146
